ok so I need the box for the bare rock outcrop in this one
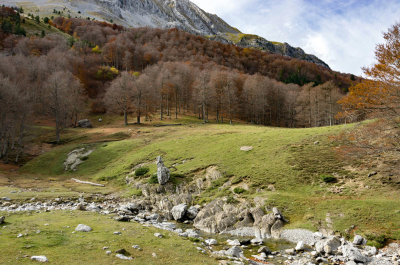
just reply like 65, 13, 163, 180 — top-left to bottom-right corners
156, 156, 170, 185
193, 199, 286, 238
64, 148, 93, 171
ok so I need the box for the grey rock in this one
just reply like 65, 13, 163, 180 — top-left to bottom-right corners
64, 148, 93, 171
186, 229, 199, 238
279, 229, 319, 245
315, 236, 341, 254
171, 203, 188, 221
186, 206, 199, 219
105, 250, 112, 255
353, 235, 366, 245
156, 156, 170, 185
258, 246, 271, 255
31, 256, 48, 262
368, 259, 393, 265
364, 246, 377, 256
115, 254, 132, 260
75, 224, 92, 232
154, 233, 163, 238
240, 146, 253, 151
113, 231, 122, 235
114, 215, 132, 222
77, 119, 92, 128
205, 239, 217, 246
0, 216, 4, 224
227, 239, 241, 246
225, 246, 243, 258
346, 261, 357, 265
341, 244, 370, 263
285, 248, 295, 255
251, 237, 263, 245
75, 203, 86, 211
295, 241, 305, 251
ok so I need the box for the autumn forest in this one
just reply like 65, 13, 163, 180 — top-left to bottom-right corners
0, 6, 364, 162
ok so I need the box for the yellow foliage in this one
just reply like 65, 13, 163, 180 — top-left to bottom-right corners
92, 45, 101, 53
131, 71, 140, 77
109, 67, 119, 75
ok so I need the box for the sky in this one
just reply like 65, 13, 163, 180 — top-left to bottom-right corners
191, 0, 400, 76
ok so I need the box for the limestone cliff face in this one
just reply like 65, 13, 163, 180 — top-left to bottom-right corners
96, 0, 240, 35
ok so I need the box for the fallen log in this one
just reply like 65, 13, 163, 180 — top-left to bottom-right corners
153, 123, 182, 127
71, 178, 105, 187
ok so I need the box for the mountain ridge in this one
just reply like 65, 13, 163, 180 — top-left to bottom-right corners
4, 0, 329, 68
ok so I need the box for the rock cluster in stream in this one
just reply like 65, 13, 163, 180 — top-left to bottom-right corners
1, 197, 399, 264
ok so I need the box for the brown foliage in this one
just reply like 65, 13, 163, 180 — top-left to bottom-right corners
339, 23, 400, 119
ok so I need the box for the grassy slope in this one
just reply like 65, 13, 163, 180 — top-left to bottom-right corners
0, 211, 216, 265
19, 118, 400, 241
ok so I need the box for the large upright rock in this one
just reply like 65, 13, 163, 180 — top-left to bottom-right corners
156, 156, 170, 185
258, 207, 286, 238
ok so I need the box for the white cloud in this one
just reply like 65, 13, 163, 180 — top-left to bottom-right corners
190, 0, 400, 75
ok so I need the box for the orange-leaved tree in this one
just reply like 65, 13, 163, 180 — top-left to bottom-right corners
338, 23, 400, 119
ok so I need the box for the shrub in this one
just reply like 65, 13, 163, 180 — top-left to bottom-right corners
131, 188, 142, 196
170, 173, 185, 178
321, 174, 337, 183
231, 175, 244, 185
233, 187, 246, 194
135, 167, 149, 177
148, 174, 158, 184
366, 234, 387, 248
226, 195, 239, 204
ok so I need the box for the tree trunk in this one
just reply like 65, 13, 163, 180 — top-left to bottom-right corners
124, 110, 128, 126
202, 102, 206, 123
175, 93, 178, 119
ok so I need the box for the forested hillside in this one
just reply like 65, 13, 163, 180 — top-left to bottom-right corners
0, 6, 360, 161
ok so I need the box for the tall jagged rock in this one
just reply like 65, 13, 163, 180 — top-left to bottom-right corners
156, 156, 170, 185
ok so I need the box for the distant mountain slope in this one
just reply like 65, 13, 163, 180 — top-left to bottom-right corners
210, 33, 330, 69
4, 0, 329, 68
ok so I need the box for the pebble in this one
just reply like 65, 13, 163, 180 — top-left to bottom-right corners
154, 233, 163, 238
115, 254, 132, 260
31, 256, 48, 262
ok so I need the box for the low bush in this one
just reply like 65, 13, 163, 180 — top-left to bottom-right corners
233, 187, 246, 194
148, 174, 158, 184
226, 195, 239, 204
321, 174, 337, 183
366, 234, 387, 248
135, 167, 149, 176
